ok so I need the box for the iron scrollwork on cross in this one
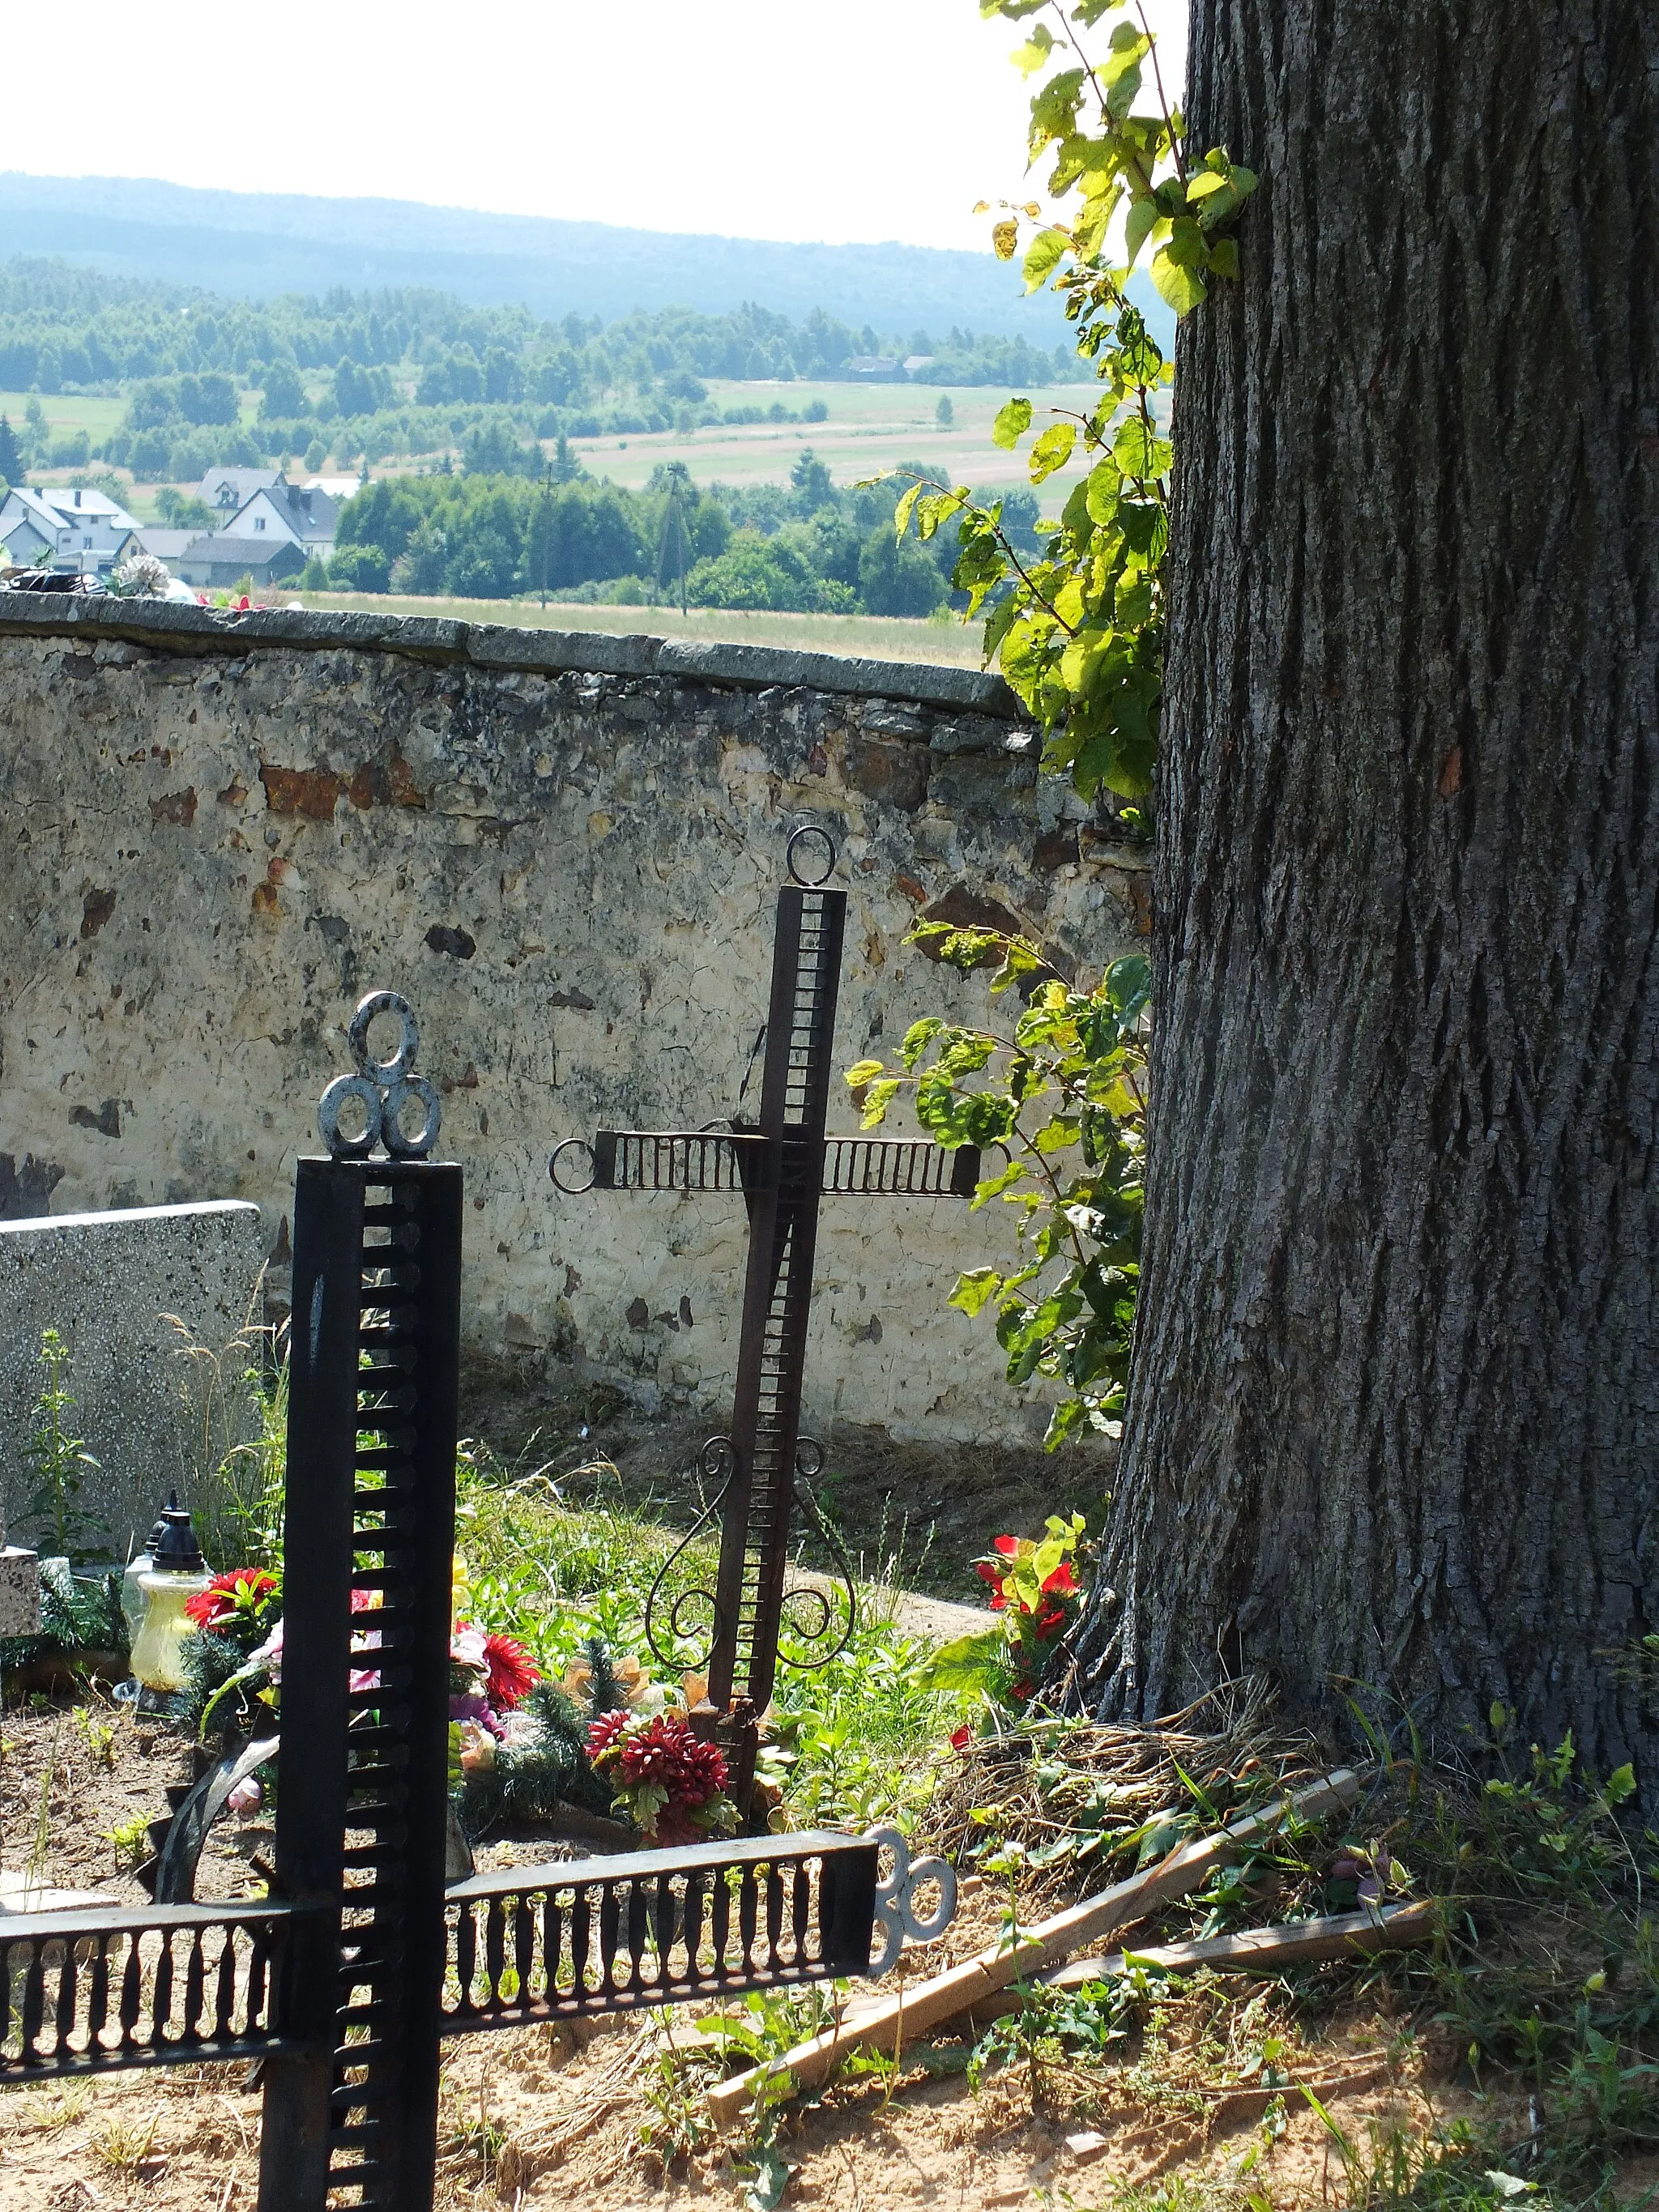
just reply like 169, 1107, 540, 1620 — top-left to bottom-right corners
864, 1823, 959, 1977
549, 821, 983, 1820
642, 1434, 858, 1681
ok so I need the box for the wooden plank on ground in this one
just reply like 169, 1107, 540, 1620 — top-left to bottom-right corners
705, 1765, 1363, 2128
957, 1899, 1437, 2027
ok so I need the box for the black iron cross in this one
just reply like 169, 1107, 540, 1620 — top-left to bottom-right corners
551, 825, 981, 1809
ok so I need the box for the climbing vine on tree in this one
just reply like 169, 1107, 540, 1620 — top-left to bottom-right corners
898, 0, 1255, 799
854, 2, 1254, 1444
847, 933, 1148, 1448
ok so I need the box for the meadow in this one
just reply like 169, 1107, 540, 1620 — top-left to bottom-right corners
297, 590, 992, 666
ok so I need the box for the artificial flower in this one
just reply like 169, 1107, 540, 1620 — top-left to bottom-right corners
482, 1632, 539, 1710
184, 1567, 279, 1629
454, 1718, 496, 1775
247, 1617, 284, 1682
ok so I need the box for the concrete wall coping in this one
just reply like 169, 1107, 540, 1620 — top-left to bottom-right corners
1, 1198, 262, 1239
0, 594, 1026, 722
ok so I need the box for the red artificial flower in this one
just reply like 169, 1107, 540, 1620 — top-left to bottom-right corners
1040, 1560, 1078, 1598
1033, 1600, 1069, 1642
992, 1535, 1019, 1556
599, 1712, 727, 1805
950, 1724, 973, 1750
587, 1709, 632, 1762
483, 1632, 539, 1710
974, 1558, 1006, 1588
184, 1566, 279, 1628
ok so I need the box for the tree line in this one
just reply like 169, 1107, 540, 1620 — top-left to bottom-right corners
325, 450, 1042, 617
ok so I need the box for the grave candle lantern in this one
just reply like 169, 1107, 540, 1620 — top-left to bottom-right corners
129, 1492, 211, 1694
119, 1503, 173, 1645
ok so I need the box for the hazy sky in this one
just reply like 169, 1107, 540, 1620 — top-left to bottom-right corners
7, 0, 1186, 250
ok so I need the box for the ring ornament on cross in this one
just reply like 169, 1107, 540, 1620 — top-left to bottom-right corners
864, 1823, 959, 1977
318, 989, 443, 1160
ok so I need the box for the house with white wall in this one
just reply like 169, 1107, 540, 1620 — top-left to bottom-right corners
0, 486, 140, 576
224, 481, 339, 564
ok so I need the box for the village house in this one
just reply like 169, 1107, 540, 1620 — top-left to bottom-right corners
0, 485, 140, 577
173, 531, 306, 590
223, 479, 339, 563
198, 466, 283, 522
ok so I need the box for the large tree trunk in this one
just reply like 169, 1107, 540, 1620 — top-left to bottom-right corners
1069, 0, 1659, 1776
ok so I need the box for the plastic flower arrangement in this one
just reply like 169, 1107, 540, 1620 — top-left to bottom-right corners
586, 1707, 738, 1845
973, 1512, 1088, 1703
446, 1618, 543, 1778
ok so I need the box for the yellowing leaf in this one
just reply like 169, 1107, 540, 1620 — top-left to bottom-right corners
992, 396, 1034, 450
1021, 227, 1069, 293
992, 218, 1021, 260
1029, 420, 1077, 483
1151, 245, 1206, 314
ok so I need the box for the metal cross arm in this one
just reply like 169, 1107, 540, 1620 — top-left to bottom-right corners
552, 1128, 983, 1201
548, 824, 981, 1814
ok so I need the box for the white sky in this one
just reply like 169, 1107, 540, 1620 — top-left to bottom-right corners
6, 0, 1185, 252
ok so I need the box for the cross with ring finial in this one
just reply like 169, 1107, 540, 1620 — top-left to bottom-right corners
549, 823, 984, 1815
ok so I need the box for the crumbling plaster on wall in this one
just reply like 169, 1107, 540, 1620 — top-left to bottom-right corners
0, 603, 1149, 1445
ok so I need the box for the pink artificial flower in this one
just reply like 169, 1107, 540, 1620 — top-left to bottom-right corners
227, 1776, 262, 1817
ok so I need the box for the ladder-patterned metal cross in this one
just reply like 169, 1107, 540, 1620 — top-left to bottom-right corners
550, 826, 982, 1810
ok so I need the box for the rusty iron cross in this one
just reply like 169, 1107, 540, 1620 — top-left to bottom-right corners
550, 825, 981, 1809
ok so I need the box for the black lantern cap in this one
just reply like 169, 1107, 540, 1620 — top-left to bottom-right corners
151, 1491, 204, 1572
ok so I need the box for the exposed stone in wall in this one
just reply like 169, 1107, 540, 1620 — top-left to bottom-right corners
0, 601, 1148, 1446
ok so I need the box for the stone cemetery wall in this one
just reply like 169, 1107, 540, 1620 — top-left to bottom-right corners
0, 1200, 266, 1557
0, 599, 1149, 1449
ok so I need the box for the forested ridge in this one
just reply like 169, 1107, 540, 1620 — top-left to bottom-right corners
0, 258, 1085, 481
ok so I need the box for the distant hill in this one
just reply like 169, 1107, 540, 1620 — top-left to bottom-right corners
0, 172, 1175, 352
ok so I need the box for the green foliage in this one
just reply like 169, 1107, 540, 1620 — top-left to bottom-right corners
453, 1448, 968, 1831
849, 932, 1149, 1447
897, 1, 1257, 799
22, 1330, 106, 1565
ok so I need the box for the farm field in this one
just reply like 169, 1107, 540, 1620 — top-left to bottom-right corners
0, 388, 128, 445
297, 590, 993, 668
0, 375, 1137, 509
555, 377, 1104, 498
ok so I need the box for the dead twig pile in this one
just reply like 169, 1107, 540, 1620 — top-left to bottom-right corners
928, 1676, 1329, 1899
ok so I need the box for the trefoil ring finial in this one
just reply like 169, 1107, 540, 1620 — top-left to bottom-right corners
318, 989, 442, 1160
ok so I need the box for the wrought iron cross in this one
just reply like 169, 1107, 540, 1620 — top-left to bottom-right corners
551, 825, 982, 1810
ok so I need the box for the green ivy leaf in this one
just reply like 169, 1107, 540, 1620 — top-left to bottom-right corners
1151, 247, 1206, 314
949, 1268, 1004, 1318
993, 396, 1034, 450
1029, 420, 1077, 483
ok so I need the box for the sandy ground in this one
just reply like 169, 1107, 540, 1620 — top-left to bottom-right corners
0, 1692, 1544, 2212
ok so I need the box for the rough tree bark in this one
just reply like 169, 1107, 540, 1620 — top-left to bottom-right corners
1069, 0, 1659, 1777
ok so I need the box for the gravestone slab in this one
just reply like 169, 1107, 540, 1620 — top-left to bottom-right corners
0, 1543, 37, 1638
0, 1200, 265, 1560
